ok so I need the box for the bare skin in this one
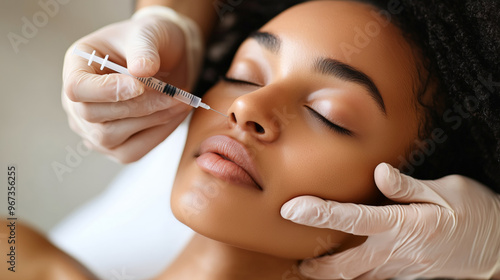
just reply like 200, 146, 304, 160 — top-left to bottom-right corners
0, 222, 97, 280
166, 1, 425, 279
3, 1, 429, 280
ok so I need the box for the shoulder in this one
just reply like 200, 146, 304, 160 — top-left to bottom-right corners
0, 220, 97, 280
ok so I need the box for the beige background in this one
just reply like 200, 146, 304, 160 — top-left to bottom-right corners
0, 0, 135, 233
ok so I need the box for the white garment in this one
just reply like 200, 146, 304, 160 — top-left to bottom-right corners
49, 119, 194, 280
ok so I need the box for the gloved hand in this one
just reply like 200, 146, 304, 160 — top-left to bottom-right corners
281, 163, 500, 279
62, 6, 203, 163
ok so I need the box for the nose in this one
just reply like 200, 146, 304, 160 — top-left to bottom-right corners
227, 91, 282, 142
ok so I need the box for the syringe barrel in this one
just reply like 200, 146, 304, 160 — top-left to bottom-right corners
162, 83, 201, 108
73, 48, 206, 109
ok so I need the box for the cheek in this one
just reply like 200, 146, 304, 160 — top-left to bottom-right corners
200, 82, 236, 114
171, 85, 379, 260
267, 134, 381, 207
171, 138, 369, 260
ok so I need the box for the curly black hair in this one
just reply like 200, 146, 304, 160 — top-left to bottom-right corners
377, 0, 500, 192
195, 0, 500, 193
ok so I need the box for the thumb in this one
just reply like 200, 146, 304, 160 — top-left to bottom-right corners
282, 195, 412, 235
280, 196, 326, 226
125, 23, 162, 77
374, 163, 451, 209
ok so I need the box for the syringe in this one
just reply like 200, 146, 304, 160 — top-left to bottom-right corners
72, 47, 227, 117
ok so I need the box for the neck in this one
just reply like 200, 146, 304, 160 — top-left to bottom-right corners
158, 234, 310, 280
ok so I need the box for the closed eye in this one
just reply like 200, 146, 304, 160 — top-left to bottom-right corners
220, 75, 262, 87
306, 106, 353, 136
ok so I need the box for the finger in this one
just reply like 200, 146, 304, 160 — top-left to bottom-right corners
300, 243, 386, 279
374, 163, 452, 209
125, 22, 163, 77
92, 112, 188, 163
85, 105, 190, 149
281, 195, 419, 235
62, 91, 95, 138
63, 44, 145, 102
74, 90, 187, 123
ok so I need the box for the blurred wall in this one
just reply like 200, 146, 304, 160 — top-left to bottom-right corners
0, 0, 134, 233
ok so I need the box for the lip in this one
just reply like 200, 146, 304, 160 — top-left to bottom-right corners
196, 135, 263, 190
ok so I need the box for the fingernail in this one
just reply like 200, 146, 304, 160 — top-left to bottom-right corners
280, 201, 296, 220
383, 163, 401, 194
131, 57, 144, 69
122, 79, 143, 100
380, 163, 391, 179
131, 57, 154, 70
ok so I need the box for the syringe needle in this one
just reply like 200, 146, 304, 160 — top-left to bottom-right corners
199, 102, 228, 118
210, 108, 228, 118
73, 47, 228, 118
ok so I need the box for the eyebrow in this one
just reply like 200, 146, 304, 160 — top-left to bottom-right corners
314, 58, 386, 114
248, 31, 386, 115
248, 31, 281, 53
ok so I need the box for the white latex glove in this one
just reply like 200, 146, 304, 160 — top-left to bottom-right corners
281, 163, 500, 279
61, 6, 203, 163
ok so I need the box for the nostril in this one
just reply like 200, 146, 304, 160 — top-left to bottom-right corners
230, 112, 265, 134
247, 122, 265, 134
252, 122, 265, 134
230, 113, 237, 123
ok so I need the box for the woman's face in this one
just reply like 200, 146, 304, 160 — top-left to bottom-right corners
172, 1, 422, 259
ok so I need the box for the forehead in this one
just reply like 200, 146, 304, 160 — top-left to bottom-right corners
258, 0, 421, 118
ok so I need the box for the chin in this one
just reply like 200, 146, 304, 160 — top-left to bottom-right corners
170, 162, 366, 259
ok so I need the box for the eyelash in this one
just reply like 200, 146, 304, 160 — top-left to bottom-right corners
220, 75, 261, 87
222, 75, 352, 136
306, 107, 353, 136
